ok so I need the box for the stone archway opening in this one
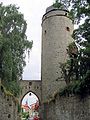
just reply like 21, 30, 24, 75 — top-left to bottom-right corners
20, 91, 40, 120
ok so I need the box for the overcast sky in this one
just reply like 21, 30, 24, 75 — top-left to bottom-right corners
1, 0, 54, 80
22, 92, 38, 107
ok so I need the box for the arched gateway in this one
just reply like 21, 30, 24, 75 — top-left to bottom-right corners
19, 80, 41, 104
19, 80, 42, 119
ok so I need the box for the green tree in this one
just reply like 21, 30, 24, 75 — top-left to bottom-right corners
54, 0, 90, 95
72, 0, 90, 93
0, 3, 33, 96
64, 0, 90, 95
53, 0, 71, 9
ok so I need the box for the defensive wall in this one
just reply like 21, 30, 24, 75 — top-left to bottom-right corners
0, 80, 42, 120
0, 84, 19, 120
41, 94, 90, 120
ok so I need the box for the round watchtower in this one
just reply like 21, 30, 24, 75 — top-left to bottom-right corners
41, 5, 74, 102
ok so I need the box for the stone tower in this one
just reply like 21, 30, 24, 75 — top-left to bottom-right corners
41, 5, 74, 102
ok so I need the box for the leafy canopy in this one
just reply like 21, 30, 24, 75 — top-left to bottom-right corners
0, 3, 33, 96
54, 0, 90, 96
53, 0, 71, 9
72, 0, 90, 94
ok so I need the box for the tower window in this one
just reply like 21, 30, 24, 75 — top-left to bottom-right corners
1, 86, 4, 92
7, 98, 9, 101
65, 12, 68, 16
44, 30, 46, 34
37, 86, 39, 89
29, 92, 32, 96
29, 82, 32, 86
8, 114, 11, 118
9, 104, 12, 107
66, 27, 70, 32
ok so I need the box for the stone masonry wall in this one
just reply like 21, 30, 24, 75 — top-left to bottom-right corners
41, 6, 74, 102
42, 95, 90, 120
0, 86, 19, 120
19, 80, 41, 103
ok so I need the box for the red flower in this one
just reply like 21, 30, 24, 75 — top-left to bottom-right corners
33, 116, 39, 120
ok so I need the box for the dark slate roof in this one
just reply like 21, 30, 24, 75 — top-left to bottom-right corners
46, 5, 68, 13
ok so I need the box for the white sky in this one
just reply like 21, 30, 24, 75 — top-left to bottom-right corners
1, 0, 54, 80
22, 92, 38, 108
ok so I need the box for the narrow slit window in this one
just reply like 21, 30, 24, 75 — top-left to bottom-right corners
66, 27, 70, 32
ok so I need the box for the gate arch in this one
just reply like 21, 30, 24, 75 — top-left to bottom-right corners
19, 80, 41, 104
20, 90, 41, 106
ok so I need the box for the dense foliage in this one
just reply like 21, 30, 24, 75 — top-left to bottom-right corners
72, 0, 90, 95
0, 3, 33, 96
21, 112, 29, 120
53, 0, 71, 9
54, 0, 90, 96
